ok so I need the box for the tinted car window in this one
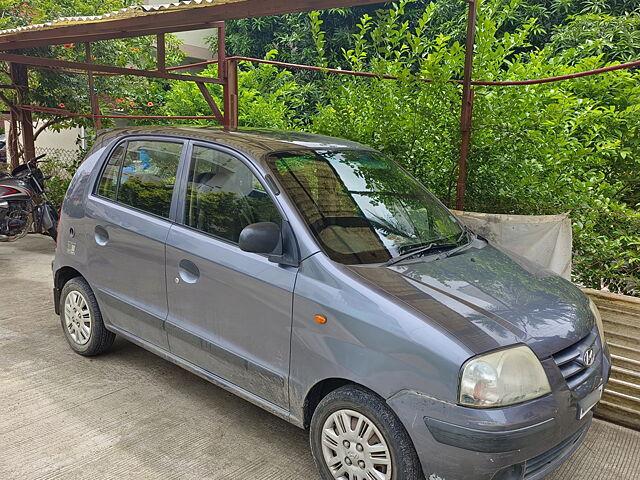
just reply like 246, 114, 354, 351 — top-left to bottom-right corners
96, 143, 125, 200
116, 141, 182, 219
183, 145, 281, 243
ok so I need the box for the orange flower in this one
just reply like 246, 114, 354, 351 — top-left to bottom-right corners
58, 103, 65, 108
147, 101, 154, 107
129, 101, 135, 107
63, 43, 75, 49
116, 98, 125, 102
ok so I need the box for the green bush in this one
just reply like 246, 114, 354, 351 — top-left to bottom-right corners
306, 0, 639, 296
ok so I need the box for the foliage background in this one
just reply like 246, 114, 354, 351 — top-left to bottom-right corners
1, 0, 638, 295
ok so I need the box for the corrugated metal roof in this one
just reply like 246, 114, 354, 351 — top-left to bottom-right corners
0, 0, 231, 35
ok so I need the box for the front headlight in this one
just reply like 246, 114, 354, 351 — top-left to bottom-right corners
589, 297, 606, 343
459, 345, 551, 408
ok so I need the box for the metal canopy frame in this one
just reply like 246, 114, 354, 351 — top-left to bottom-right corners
1, 0, 638, 208
0, 0, 384, 50
0, 0, 383, 169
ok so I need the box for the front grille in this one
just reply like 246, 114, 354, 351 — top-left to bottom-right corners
524, 425, 587, 478
552, 329, 600, 390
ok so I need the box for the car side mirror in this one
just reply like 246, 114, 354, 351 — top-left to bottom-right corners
239, 222, 281, 254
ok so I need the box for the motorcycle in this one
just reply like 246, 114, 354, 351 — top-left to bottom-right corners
0, 154, 59, 242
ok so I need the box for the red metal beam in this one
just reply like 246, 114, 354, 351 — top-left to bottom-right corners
9, 63, 35, 163
0, 22, 228, 52
197, 83, 224, 124
0, 52, 223, 84
223, 59, 238, 131
0, 1, 384, 51
19, 104, 222, 121
85, 43, 102, 130
456, 0, 478, 211
470, 60, 640, 85
157, 33, 166, 73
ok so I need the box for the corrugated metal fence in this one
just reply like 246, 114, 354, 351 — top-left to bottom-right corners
585, 289, 640, 430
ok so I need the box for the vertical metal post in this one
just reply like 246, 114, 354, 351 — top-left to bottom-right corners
85, 43, 102, 131
217, 22, 226, 81
456, 0, 478, 211
157, 33, 166, 72
223, 59, 239, 131
9, 61, 35, 164
220, 23, 238, 130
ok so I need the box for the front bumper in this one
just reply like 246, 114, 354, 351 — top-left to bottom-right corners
388, 336, 611, 480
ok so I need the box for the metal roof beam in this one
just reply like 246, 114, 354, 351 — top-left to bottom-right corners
0, 52, 223, 84
0, 0, 384, 51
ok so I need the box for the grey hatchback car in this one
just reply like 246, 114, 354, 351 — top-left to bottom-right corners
53, 127, 610, 480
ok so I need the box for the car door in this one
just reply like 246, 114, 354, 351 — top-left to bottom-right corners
165, 142, 296, 409
86, 137, 185, 349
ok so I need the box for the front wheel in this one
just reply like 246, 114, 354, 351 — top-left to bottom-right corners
310, 385, 425, 480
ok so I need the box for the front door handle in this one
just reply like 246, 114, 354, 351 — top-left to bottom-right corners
178, 259, 200, 284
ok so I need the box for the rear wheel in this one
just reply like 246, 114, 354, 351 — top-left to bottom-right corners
310, 385, 424, 480
60, 277, 115, 356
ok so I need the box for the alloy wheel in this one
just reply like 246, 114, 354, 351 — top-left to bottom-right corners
64, 290, 92, 345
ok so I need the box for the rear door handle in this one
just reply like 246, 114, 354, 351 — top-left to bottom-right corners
94, 225, 109, 246
178, 259, 200, 284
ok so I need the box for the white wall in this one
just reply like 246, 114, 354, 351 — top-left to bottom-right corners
145, 0, 216, 61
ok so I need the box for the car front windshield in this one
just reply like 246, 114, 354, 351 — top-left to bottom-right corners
267, 149, 464, 265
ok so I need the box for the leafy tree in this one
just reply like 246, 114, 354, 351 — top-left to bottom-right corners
305, 0, 639, 294
0, 0, 183, 164
160, 56, 307, 130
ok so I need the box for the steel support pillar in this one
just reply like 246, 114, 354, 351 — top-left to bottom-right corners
85, 43, 102, 130
9, 61, 35, 164
223, 58, 238, 130
456, 0, 478, 211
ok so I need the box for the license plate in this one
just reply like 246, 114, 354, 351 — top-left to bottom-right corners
578, 384, 603, 419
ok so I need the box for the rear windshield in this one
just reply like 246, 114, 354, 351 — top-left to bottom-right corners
266, 149, 462, 265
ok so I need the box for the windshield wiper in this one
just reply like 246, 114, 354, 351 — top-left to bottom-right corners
383, 242, 458, 267
439, 226, 477, 259
455, 224, 469, 245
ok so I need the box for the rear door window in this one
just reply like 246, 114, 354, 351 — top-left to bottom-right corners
96, 143, 125, 200
95, 139, 183, 219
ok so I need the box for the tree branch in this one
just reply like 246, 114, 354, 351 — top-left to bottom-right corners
0, 90, 18, 114
34, 116, 72, 139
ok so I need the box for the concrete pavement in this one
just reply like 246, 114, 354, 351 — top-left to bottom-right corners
1, 235, 639, 480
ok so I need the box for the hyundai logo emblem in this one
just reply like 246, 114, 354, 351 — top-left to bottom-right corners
583, 348, 595, 367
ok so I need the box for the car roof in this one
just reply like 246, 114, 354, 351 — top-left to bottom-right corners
93, 126, 375, 159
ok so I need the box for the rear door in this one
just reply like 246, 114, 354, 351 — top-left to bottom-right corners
165, 143, 297, 408
86, 137, 184, 349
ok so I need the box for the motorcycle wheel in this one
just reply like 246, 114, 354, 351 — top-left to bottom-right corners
0, 214, 32, 242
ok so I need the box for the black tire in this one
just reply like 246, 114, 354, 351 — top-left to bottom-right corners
59, 277, 115, 356
310, 385, 425, 480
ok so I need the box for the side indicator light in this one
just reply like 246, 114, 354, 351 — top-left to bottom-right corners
314, 315, 327, 325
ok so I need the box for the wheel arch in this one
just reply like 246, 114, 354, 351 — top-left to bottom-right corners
53, 266, 83, 315
303, 377, 377, 429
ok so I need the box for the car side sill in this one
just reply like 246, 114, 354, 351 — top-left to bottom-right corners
107, 325, 297, 427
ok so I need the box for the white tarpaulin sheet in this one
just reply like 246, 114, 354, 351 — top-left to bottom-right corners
452, 211, 572, 279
